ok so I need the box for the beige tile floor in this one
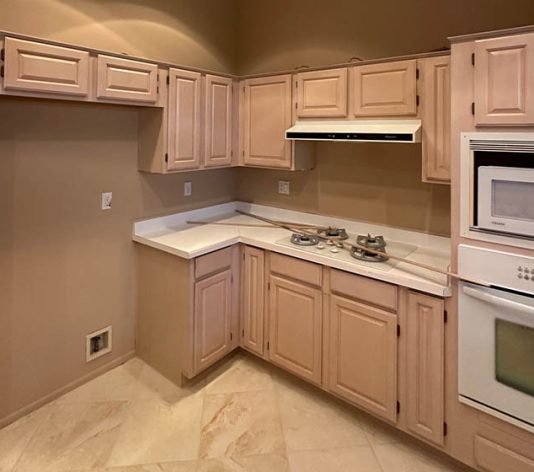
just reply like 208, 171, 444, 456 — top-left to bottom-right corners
0, 352, 469, 472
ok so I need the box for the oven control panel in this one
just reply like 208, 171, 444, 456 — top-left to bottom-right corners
459, 245, 534, 294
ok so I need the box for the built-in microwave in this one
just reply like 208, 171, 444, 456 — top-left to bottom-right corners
460, 132, 534, 249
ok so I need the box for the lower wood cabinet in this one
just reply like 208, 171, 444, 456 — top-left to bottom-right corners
328, 294, 398, 423
268, 274, 322, 385
405, 291, 445, 445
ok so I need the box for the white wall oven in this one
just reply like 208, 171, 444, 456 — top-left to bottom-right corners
460, 132, 534, 249
458, 245, 534, 433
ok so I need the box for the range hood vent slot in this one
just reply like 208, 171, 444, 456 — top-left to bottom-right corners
285, 120, 422, 143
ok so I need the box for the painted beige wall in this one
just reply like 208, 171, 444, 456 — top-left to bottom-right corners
0, 0, 238, 424
237, 0, 534, 74
238, 143, 451, 235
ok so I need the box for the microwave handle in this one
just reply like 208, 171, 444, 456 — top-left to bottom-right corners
463, 284, 534, 317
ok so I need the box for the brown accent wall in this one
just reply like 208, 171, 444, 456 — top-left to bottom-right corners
0, 1, 238, 425
237, 143, 451, 236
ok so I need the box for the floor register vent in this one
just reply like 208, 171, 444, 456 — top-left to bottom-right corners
86, 326, 112, 362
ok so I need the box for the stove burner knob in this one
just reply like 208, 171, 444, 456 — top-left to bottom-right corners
330, 247, 339, 253
518, 266, 523, 272
518, 273, 524, 279
317, 243, 325, 249
525, 275, 530, 281
525, 268, 530, 274
326, 240, 334, 246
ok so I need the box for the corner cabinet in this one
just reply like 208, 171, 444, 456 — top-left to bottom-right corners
241, 74, 293, 169
474, 32, 534, 126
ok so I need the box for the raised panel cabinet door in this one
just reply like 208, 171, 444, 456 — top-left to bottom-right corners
406, 291, 445, 445
194, 269, 233, 373
421, 56, 451, 183
268, 275, 322, 384
205, 75, 233, 167
167, 68, 201, 171
96, 55, 158, 103
241, 247, 265, 355
296, 68, 348, 118
351, 60, 417, 116
242, 75, 293, 169
3, 37, 89, 96
474, 33, 534, 125
329, 295, 397, 423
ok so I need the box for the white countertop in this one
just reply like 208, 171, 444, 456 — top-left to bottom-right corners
133, 202, 452, 297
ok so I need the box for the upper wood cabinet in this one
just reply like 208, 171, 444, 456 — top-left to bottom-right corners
167, 68, 202, 171
474, 32, 534, 125
420, 56, 451, 183
96, 54, 158, 103
405, 291, 445, 446
328, 294, 398, 423
241, 74, 293, 169
204, 74, 233, 167
295, 68, 348, 118
350, 60, 417, 117
241, 246, 265, 356
3, 37, 90, 96
268, 274, 322, 385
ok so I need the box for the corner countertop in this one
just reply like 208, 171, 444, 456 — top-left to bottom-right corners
133, 202, 452, 297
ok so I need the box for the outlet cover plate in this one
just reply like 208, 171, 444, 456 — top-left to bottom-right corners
184, 181, 192, 197
101, 192, 112, 210
278, 180, 290, 195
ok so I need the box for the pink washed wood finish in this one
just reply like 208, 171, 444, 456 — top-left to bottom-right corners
329, 295, 398, 423
167, 68, 201, 171
242, 74, 293, 168
351, 60, 417, 116
474, 436, 534, 472
241, 246, 265, 355
406, 291, 445, 446
4, 37, 89, 96
194, 246, 232, 279
268, 274, 322, 385
194, 269, 233, 373
96, 54, 158, 103
204, 74, 233, 167
295, 68, 348, 118
269, 252, 322, 287
474, 33, 534, 125
421, 56, 451, 183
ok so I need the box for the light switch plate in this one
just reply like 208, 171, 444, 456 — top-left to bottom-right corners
184, 181, 192, 197
101, 192, 112, 210
278, 180, 290, 195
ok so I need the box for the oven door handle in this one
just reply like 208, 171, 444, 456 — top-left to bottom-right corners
463, 284, 534, 317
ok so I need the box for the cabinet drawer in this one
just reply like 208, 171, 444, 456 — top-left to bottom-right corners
475, 436, 534, 472
270, 252, 322, 287
4, 37, 89, 96
195, 247, 232, 279
330, 269, 398, 312
96, 55, 158, 103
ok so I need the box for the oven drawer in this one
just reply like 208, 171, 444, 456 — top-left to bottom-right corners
474, 435, 534, 472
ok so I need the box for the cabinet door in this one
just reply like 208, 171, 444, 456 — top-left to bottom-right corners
242, 75, 292, 169
474, 33, 534, 125
205, 75, 233, 167
194, 269, 232, 373
96, 55, 158, 103
268, 275, 322, 384
329, 295, 397, 422
421, 56, 451, 183
296, 68, 348, 118
351, 60, 417, 116
3, 37, 89, 96
406, 292, 445, 445
167, 68, 201, 171
241, 247, 265, 356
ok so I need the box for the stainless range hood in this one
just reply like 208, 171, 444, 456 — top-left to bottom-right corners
285, 120, 422, 143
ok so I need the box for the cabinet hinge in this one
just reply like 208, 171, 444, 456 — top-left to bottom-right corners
471, 102, 475, 115
397, 324, 401, 337
242, 150, 245, 157
268, 282, 271, 291
242, 329, 245, 337
231, 150, 233, 157
471, 53, 475, 66
166, 75, 170, 86
0, 65, 4, 78
416, 68, 420, 80
444, 310, 448, 323
295, 102, 298, 109
444, 422, 448, 436
0, 48, 4, 61
295, 81, 298, 88
267, 341, 270, 350
230, 332, 233, 341
231, 274, 234, 284
396, 401, 400, 414
416, 95, 420, 107
242, 252, 245, 261
165, 153, 169, 163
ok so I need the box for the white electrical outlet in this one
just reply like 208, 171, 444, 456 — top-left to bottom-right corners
101, 192, 112, 210
184, 181, 192, 197
278, 180, 290, 195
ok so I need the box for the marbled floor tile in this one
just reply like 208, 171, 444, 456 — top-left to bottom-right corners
58, 358, 144, 404
197, 453, 290, 472
373, 442, 462, 472
357, 413, 403, 446
288, 445, 383, 472
204, 355, 273, 395
90, 461, 198, 472
200, 391, 285, 459
276, 384, 368, 451
12, 400, 128, 472
0, 404, 52, 472
107, 392, 204, 467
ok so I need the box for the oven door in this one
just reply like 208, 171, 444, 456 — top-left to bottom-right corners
459, 282, 534, 432
478, 166, 534, 237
